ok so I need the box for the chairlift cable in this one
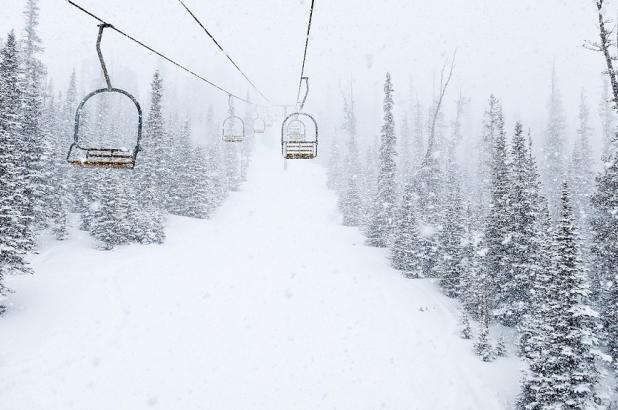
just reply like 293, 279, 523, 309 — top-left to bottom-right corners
66, 0, 266, 108
296, 0, 316, 105
175, 0, 272, 105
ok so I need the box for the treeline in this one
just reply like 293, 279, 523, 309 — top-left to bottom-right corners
0, 0, 251, 299
327, 72, 617, 408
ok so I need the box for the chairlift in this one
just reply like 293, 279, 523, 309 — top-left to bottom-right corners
281, 112, 318, 159
281, 77, 318, 159
253, 112, 266, 134
67, 24, 142, 169
222, 95, 245, 142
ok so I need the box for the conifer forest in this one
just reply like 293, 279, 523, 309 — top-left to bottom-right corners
2, 0, 618, 408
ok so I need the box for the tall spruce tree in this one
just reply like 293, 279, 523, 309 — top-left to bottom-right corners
477, 95, 504, 217
543, 67, 567, 221
338, 88, 362, 226
0, 31, 31, 295
20, 0, 47, 238
366, 72, 397, 247
435, 146, 465, 296
501, 123, 536, 326
481, 106, 511, 317
136, 70, 166, 243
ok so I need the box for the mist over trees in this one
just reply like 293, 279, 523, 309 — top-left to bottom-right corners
324, 6, 618, 402
2, 0, 618, 407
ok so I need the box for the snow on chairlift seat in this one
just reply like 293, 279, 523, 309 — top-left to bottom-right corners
284, 141, 317, 159
69, 148, 135, 169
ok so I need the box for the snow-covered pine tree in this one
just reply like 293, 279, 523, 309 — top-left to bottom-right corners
366, 72, 397, 247
0, 31, 31, 295
459, 203, 485, 319
591, 152, 618, 374
481, 105, 511, 318
204, 105, 227, 212
46, 80, 70, 240
167, 118, 193, 216
434, 145, 465, 297
20, 0, 48, 239
476, 95, 503, 217
359, 140, 378, 232
90, 169, 125, 250
517, 135, 553, 358
187, 143, 211, 219
501, 123, 536, 327
542, 67, 567, 222
390, 183, 422, 278
135, 70, 166, 244
550, 183, 599, 407
338, 88, 362, 226
589, 3, 618, 377
570, 91, 595, 231
570, 91, 597, 299
326, 127, 343, 193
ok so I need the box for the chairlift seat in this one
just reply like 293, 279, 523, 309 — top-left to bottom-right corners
69, 148, 135, 169
223, 134, 244, 143
284, 140, 317, 159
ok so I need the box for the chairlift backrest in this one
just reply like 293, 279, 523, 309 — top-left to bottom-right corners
222, 114, 245, 142
281, 112, 318, 159
67, 88, 143, 169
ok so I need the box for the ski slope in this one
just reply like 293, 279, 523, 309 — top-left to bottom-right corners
0, 138, 521, 410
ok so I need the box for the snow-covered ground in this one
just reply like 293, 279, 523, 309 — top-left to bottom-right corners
0, 137, 521, 409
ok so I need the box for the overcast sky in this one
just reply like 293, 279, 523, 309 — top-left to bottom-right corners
0, 0, 612, 146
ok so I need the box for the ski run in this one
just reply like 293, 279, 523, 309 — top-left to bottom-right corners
0, 143, 521, 410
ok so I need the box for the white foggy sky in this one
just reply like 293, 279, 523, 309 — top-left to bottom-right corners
0, 0, 612, 145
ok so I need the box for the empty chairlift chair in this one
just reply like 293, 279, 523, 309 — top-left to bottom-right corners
67, 24, 142, 169
281, 112, 318, 159
222, 95, 245, 142
253, 115, 266, 134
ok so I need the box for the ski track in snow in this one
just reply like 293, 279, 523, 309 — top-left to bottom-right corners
0, 138, 521, 410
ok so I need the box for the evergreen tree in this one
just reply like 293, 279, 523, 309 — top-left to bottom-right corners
481, 105, 511, 317
517, 136, 553, 358
474, 306, 494, 362
459, 203, 485, 319
90, 170, 125, 250
434, 146, 465, 296
0, 31, 31, 294
135, 70, 166, 243
46, 82, 69, 240
543, 67, 567, 221
338, 89, 362, 226
477, 95, 503, 216
501, 123, 537, 326
521, 183, 600, 408
20, 0, 47, 239
591, 147, 618, 374
204, 105, 228, 212
390, 183, 422, 278
367, 73, 397, 247
570, 91, 595, 232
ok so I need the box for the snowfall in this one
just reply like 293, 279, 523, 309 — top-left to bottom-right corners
0, 134, 522, 409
